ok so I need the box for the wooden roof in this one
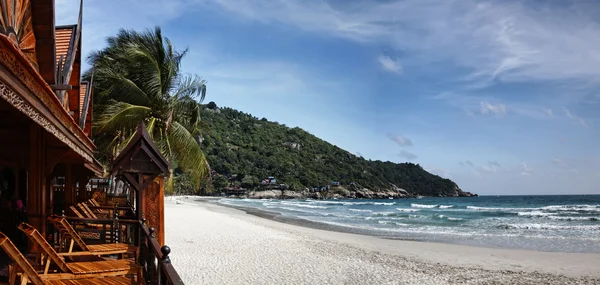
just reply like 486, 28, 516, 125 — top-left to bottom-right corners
112, 123, 170, 176
0, 0, 101, 174
55, 27, 73, 70
79, 82, 86, 112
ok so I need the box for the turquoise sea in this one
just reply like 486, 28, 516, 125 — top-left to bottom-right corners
218, 195, 600, 253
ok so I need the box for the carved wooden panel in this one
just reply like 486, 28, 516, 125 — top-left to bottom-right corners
92, 190, 107, 205
0, 37, 95, 162
142, 176, 164, 246
0, 0, 37, 68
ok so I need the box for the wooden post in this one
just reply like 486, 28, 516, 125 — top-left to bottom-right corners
65, 163, 73, 206
77, 175, 88, 203
27, 124, 47, 242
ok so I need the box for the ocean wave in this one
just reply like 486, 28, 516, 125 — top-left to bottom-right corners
517, 211, 555, 217
466, 204, 600, 213
373, 212, 400, 216
541, 205, 600, 212
411, 203, 438, 208
439, 205, 454, 209
396, 208, 420, 212
495, 223, 600, 231
546, 216, 600, 221
373, 202, 396, 206
280, 201, 329, 209
447, 217, 464, 221
272, 206, 328, 215
466, 206, 538, 211
349, 209, 373, 213
377, 220, 409, 226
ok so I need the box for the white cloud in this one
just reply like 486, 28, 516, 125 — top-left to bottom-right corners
563, 108, 588, 128
543, 108, 553, 117
480, 101, 507, 115
398, 150, 417, 161
551, 158, 563, 166
387, 134, 413, 146
479, 161, 502, 173
205, 0, 600, 86
520, 162, 533, 176
378, 55, 403, 74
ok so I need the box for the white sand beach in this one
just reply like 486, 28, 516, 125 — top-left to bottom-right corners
165, 198, 600, 284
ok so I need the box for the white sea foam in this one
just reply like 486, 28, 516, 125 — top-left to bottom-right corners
349, 209, 373, 213
541, 205, 600, 212
496, 223, 600, 231
517, 211, 555, 217
396, 208, 420, 212
377, 220, 409, 226
280, 201, 329, 209
546, 216, 600, 221
439, 205, 454, 209
447, 217, 464, 221
411, 203, 438, 208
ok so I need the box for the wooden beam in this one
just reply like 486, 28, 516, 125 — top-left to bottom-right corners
27, 124, 47, 246
49, 84, 72, 90
31, 0, 56, 85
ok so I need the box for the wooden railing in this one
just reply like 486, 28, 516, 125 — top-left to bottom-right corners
51, 214, 185, 285
139, 219, 185, 285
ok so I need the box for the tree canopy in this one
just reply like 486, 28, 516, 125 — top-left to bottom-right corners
200, 103, 464, 196
88, 27, 209, 190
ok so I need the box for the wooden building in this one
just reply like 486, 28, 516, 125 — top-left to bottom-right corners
0, 1, 184, 284
0, 0, 102, 239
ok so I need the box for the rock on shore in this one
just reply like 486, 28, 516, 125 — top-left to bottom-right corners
241, 185, 477, 200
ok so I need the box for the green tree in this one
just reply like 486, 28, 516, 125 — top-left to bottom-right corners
88, 27, 208, 190
173, 172, 196, 195
241, 175, 259, 188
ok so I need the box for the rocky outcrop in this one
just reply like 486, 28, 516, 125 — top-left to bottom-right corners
241, 185, 477, 200
246, 190, 282, 199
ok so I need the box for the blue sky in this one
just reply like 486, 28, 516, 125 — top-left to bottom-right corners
57, 0, 600, 195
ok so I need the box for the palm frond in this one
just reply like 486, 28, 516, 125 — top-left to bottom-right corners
167, 122, 208, 187
95, 101, 152, 134
173, 74, 207, 103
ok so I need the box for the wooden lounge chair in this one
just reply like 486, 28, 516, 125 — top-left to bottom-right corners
88, 199, 100, 207
76, 203, 97, 220
17, 223, 140, 278
67, 206, 105, 238
47, 215, 136, 258
0, 232, 137, 284
85, 200, 110, 217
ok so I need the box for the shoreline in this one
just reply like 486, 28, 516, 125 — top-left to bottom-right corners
199, 196, 600, 254
165, 196, 600, 284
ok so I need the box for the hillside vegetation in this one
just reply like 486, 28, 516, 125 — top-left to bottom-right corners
199, 103, 475, 197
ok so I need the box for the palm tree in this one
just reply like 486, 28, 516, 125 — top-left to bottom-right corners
87, 27, 208, 191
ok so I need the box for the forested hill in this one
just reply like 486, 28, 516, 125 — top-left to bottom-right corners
199, 102, 475, 197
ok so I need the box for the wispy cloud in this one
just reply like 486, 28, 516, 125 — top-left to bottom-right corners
563, 108, 588, 128
543, 108, 553, 117
520, 162, 533, 176
459, 160, 474, 167
206, 0, 600, 87
387, 134, 413, 147
478, 161, 502, 173
551, 158, 579, 173
398, 150, 417, 161
378, 55, 403, 74
480, 101, 507, 116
